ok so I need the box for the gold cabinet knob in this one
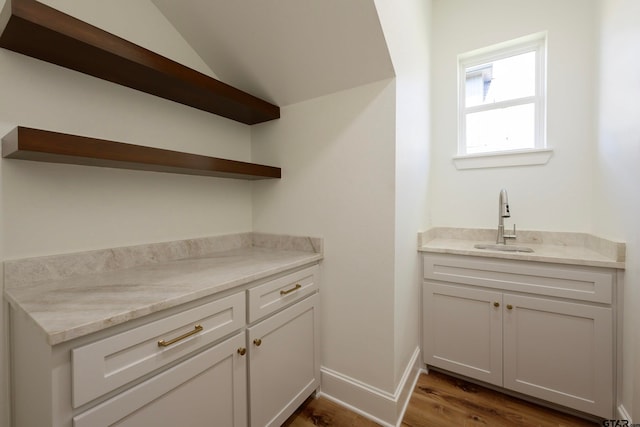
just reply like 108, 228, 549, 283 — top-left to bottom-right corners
493, 302, 500, 307
506, 304, 513, 310
253, 338, 262, 347
237, 347, 246, 356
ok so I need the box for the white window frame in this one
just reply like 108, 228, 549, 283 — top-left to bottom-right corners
454, 33, 551, 170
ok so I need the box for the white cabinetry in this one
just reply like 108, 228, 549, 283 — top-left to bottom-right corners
247, 265, 320, 427
73, 333, 247, 427
502, 293, 612, 415
71, 293, 246, 408
9, 264, 320, 427
425, 283, 503, 386
422, 253, 616, 418
248, 294, 320, 427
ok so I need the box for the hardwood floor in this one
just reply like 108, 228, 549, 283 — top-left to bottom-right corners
282, 395, 379, 427
284, 370, 600, 426
401, 371, 598, 427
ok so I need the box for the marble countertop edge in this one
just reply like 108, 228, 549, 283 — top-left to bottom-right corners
3, 234, 323, 346
3, 232, 323, 290
7, 252, 323, 346
418, 228, 625, 270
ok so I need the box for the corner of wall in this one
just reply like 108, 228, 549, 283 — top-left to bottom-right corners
319, 346, 421, 427
0, 264, 10, 427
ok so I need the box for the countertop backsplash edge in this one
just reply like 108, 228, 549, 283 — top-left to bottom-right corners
4, 232, 322, 289
418, 227, 625, 268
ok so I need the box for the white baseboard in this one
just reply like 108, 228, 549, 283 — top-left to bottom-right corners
618, 404, 632, 423
319, 346, 421, 427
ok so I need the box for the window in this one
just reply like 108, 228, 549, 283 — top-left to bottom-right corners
457, 34, 548, 166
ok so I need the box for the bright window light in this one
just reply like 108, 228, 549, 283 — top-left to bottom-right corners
458, 34, 546, 156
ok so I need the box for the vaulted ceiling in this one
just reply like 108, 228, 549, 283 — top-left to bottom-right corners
152, 0, 395, 106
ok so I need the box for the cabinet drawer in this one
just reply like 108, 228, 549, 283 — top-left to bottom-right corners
248, 265, 319, 323
424, 254, 613, 303
73, 333, 247, 427
72, 292, 245, 408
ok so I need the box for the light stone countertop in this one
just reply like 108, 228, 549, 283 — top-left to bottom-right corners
418, 227, 625, 269
4, 233, 323, 346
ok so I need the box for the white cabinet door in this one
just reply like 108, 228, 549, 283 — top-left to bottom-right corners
73, 333, 248, 427
423, 282, 503, 386
503, 294, 613, 418
248, 293, 320, 427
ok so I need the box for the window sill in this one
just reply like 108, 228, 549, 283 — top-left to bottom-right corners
453, 148, 553, 170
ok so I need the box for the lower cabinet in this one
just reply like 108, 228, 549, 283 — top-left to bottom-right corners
72, 294, 321, 427
248, 293, 320, 427
502, 293, 612, 417
9, 263, 320, 427
424, 283, 503, 386
423, 253, 617, 419
73, 333, 247, 427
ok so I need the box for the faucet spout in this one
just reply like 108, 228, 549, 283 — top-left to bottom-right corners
499, 188, 510, 219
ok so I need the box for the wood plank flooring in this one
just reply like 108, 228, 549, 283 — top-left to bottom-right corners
284, 370, 600, 426
283, 395, 379, 427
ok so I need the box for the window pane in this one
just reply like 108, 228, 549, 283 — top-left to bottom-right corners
465, 51, 536, 107
465, 103, 535, 154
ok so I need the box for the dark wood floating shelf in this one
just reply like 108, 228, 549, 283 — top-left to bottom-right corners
0, 0, 280, 125
2, 127, 281, 180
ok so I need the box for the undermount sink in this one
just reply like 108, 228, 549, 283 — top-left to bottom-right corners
474, 243, 534, 253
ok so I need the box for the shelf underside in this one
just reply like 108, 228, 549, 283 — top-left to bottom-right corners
2, 127, 281, 180
0, 0, 280, 125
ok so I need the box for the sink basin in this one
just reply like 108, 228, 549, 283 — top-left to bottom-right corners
474, 243, 534, 253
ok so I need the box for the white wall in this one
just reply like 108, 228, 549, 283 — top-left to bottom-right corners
252, 4, 432, 416
38, 0, 218, 79
0, 0, 254, 259
252, 79, 398, 392
0, 2, 254, 425
430, 0, 598, 232
595, 0, 640, 420
374, 0, 432, 386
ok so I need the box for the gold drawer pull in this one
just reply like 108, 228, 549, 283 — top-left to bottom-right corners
253, 338, 262, 347
493, 302, 500, 307
280, 283, 302, 296
237, 347, 247, 356
158, 324, 203, 347
506, 304, 513, 310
